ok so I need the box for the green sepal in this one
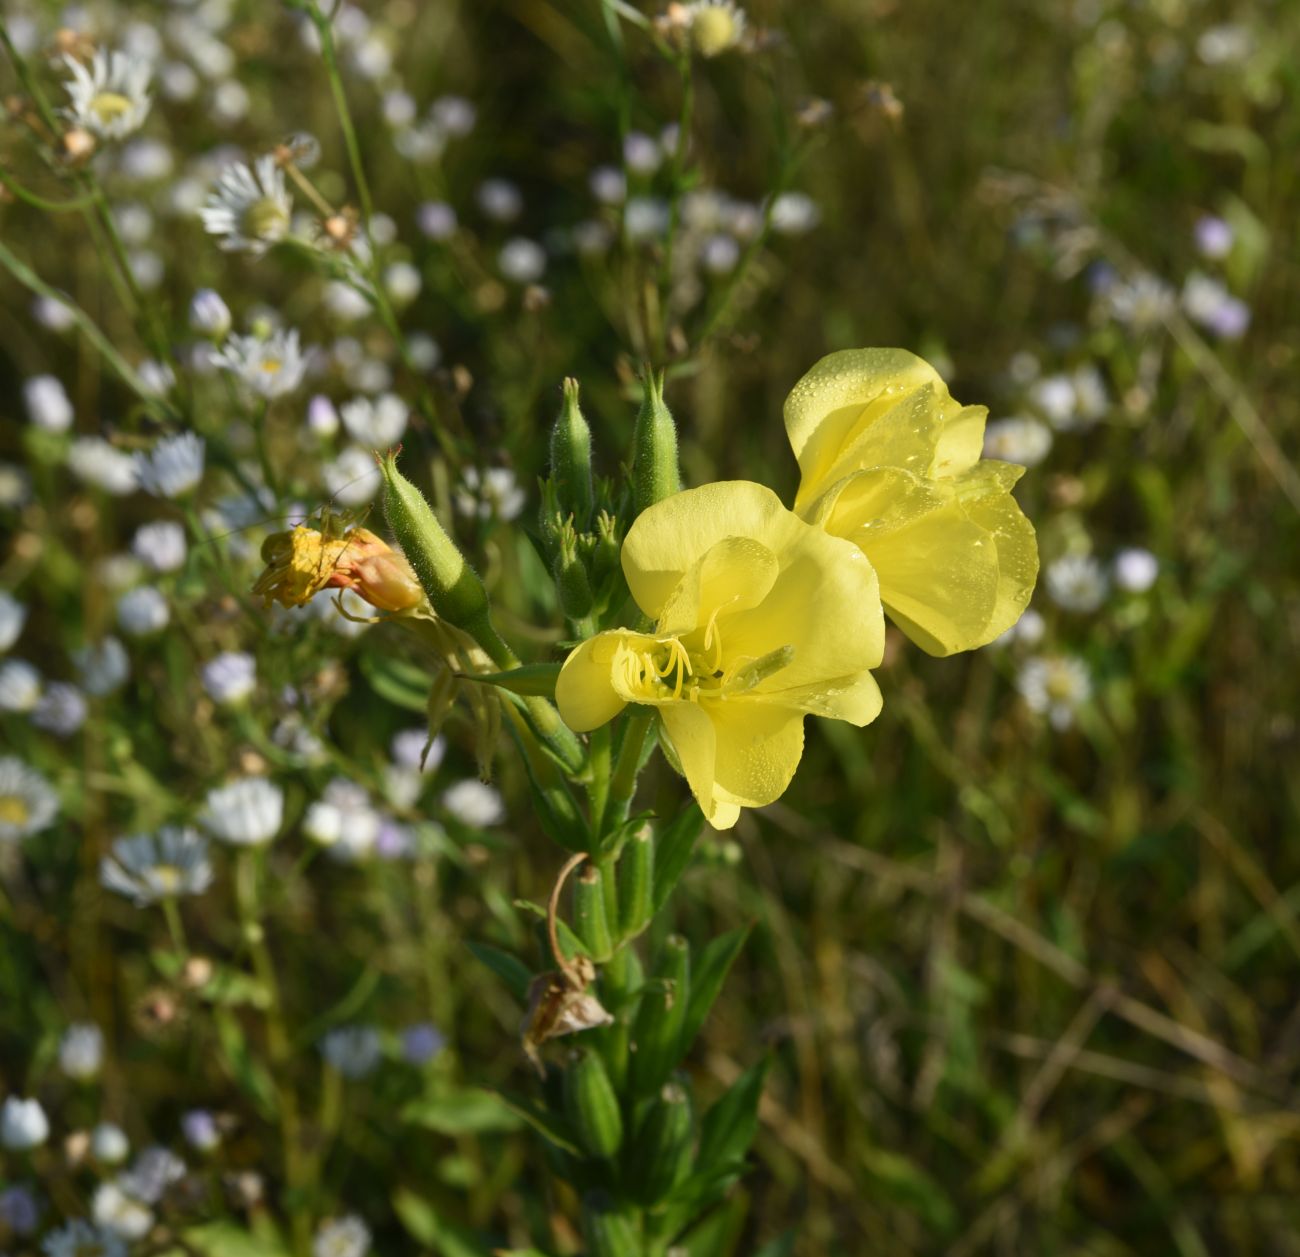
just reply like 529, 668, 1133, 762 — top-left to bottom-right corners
630, 367, 682, 517
466, 663, 561, 698
616, 823, 654, 941
574, 863, 614, 962
581, 1192, 641, 1257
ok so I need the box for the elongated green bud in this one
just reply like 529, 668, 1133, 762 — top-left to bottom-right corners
630, 934, 690, 1096
556, 519, 594, 620
564, 1048, 624, 1159
574, 864, 613, 961
631, 368, 681, 517
617, 824, 654, 940
549, 377, 594, 528
598, 947, 640, 1091
581, 1192, 639, 1257
379, 452, 510, 666
626, 1081, 693, 1204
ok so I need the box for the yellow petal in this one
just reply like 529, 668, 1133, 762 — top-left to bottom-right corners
555, 631, 631, 731
821, 462, 1036, 655
709, 700, 806, 812
764, 669, 883, 725
621, 481, 797, 621
657, 535, 780, 639
658, 703, 735, 828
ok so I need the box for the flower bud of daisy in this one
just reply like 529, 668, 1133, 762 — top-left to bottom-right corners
689, 1, 746, 57
379, 452, 507, 663
548, 377, 594, 528
631, 369, 681, 518
188, 289, 231, 340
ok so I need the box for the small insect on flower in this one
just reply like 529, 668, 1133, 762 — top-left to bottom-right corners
200, 155, 294, 255
62, 49, 153, 141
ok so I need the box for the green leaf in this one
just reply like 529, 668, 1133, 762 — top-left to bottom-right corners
401, 1087, 524, 1135
672, 1194, 748, 1257
358, 650, 431, 712
466, 662, 561, 698
696, 1058, 769, 1180
214, 1010, 278, 1120
652, 802, 704, 911
467, 941, 533, 1002
860, 1146, 959, 1236
392, 1189, 493, 1257
182, 1220, 290, 1256
495, 1090, 583, 1156
681, 926, 749, 1052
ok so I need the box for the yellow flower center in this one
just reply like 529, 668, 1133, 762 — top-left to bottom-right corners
691, 7, 739, 56
259, 359, 283, 375
153, 864, 182, 892
0, 795, 30, 827
90, 90, 133, 121
242, 197, 289, 242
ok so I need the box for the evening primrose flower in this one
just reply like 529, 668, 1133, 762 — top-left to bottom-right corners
784, 349, 1038, 656
556, 482, 884, 829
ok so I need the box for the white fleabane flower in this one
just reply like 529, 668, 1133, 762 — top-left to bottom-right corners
319, 1026, 382, 1080
400, 1022, 446, 1065
498, 237, 546, 284
431, 94, 476, 137
60, 1023, 105, 1081
25, 375, 74, 432
313, 1214, 372, 1257
62, 49, 152, 141
623, 131, 661, 175
1194, 215, 1233, 259
182, 1109, 222, 1151
118, 1147, 184, 1205
1017, 654, 1092, 731
1102, 272, 1175, 331
0, 758, 58, 842
92, 1122, 130, 1165
33, 683, 89, 737
100, 827, 213, 906
384, 261, 421, 305
0, 660, 42, 713
137, 359, 176, 397
120, 137, 174, 180
769, 191, 820, 235
406, 333, 441, 372
0, 592, 28, 652
983, 416, 1052, 468
1114, 547, 1159, 593
200, 155, 293, 254
1, 1182, 39, 1234
454, 466, 526, 522
476, 177, 522, 222
589, 166, 626, 205
307, 395, 341, 437
303, 779, 382, 861
134, 433, 205, 498
33, 293, 77, 331
68, 438, 139, 496
1045, 554, 1109, 613
340, 394, 408, 446
0, 461, 33, 508
416, 201, 457, 240
41, 1219, 128, 1257
700, 233, 740, 274
1, 1097, 49, 1150
441, 779, 505, 828
323, 446, 381, 506
624, 196, 670, 241
211, 329, 308, 399
987, 606, 1046, 650
392, 728, 445, 773
685, 0, 748, 57
189, 289, 232, 339
76, 637, 130, 696
201, 651, 256, 705
131, 520, 187, 573
116, 586, 170, 637
91, 1182, 153, 1241
325, 281, 372, 323
200, 777, 284, 846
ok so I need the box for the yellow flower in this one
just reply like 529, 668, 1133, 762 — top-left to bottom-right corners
785, 348, 1038, 656
252, 524, 424, 613
556, 482, 884, 829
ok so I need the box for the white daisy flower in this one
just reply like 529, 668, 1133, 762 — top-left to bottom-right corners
1114, 547, 1159, 594
24, 375, 74, 432
313, 1214, 372, 1257
211, 329, 308, 399
684, 0, 748, 57
319, 1027, 382, 1081
340, 393, 408, 446
100, 827, 214, 906
441, 779, 505, 828
0, 592, 28, 652
188, 288, 232, 339
200, 155, 293, 255
116, 586, 170, 636
498, 237, 546, 284
201, 651, 257, 705
200, 777, 284, 846
68, 438, 140, 496
1045, 553, 1109, 613
43, 1219, 128, 1257
32, 683, 89, 737
91, 1122, 131, 1165
0, 758, 59, 842
92, 1182, 153, 1241
322, 446, 381, 506
303, 779, 382, 861
134, 433, 205, 498
62, 49, 153, 141
60, 1023, 105, 1081
0, 1096, 49, 1149
118, 1147, 185, 1204
0, 660, 42, 713
75, 637, 130, 696
454, 466, 526, 522
1017, 654, 1092, 730
131, 520, 187, 573
983, 416, 1052, 468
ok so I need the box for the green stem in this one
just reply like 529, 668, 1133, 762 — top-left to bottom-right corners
587, 725, 613, 838
160, 897, 188, 960
605, 713, 653, 834
657, 52, 694, 357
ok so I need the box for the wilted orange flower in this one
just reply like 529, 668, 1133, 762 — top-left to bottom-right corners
252, 525, 423, 613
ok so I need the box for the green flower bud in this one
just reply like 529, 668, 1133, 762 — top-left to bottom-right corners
549, 377, 595, 528
555, 518, 594, 620
630, 368, 681, 517
564, 1048, 624, 1159
617, 824, 654, 941
574, 863, 613, 961
581, 1192, 639, 1257
629, 934, 690, 1096
626, 1081, 694, 1205
379, 452, 509, 665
